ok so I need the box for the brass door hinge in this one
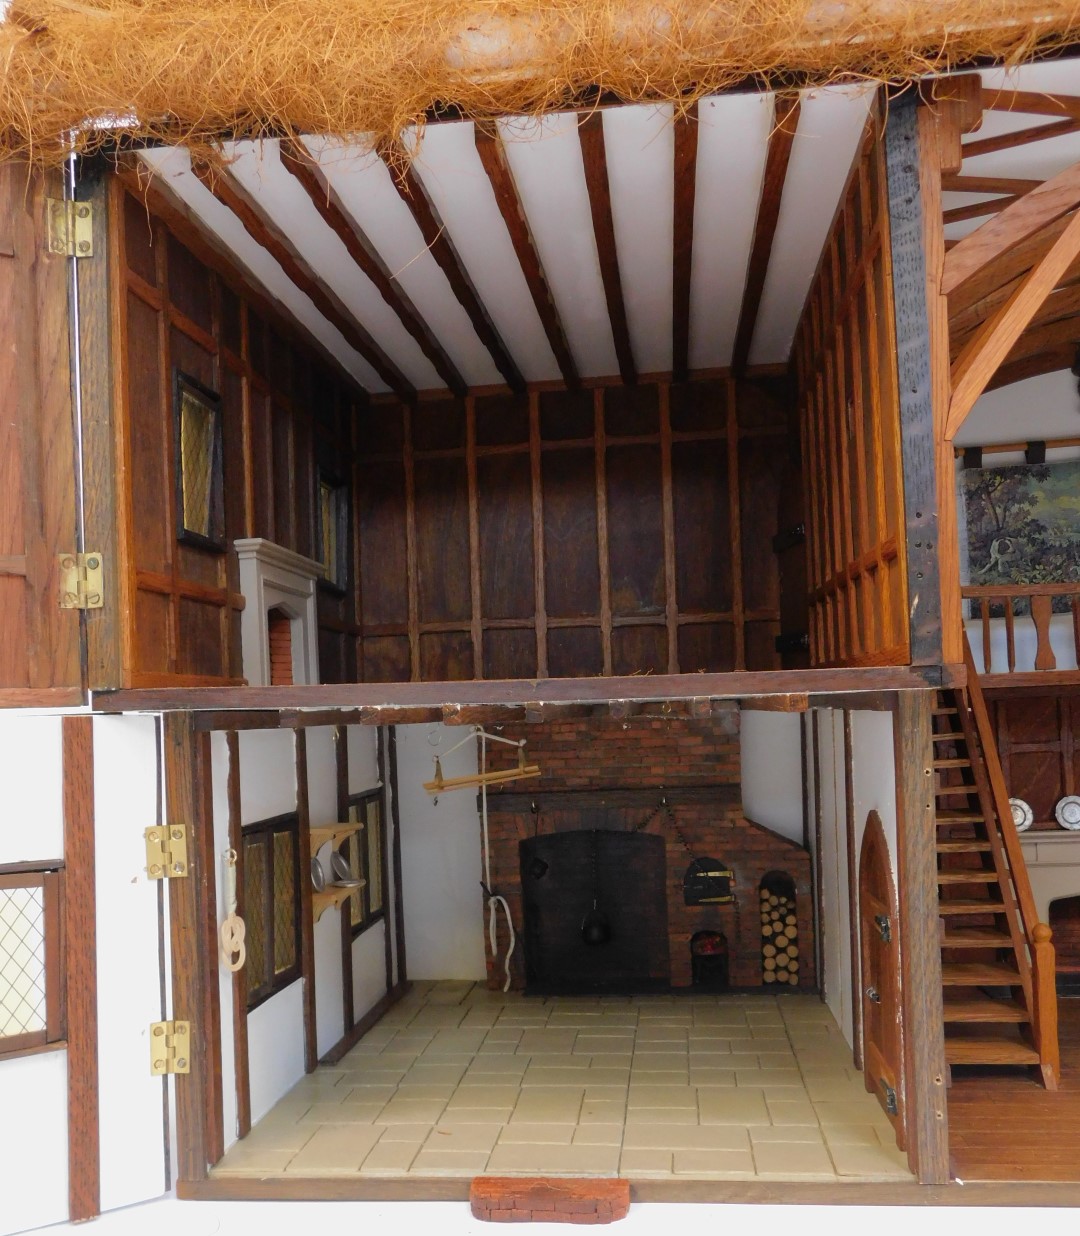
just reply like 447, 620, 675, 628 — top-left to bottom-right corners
59, 552, 104, 610
150, 1020, 191, 1075
145, 824, 189, 879
46, 198, 93, 257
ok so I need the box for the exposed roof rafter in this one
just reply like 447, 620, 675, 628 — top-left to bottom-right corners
383, 154, 526, 395
578, 111, 636, 386
730, 94, 801, 378
671, 102, 698, 384
189, 159, 416, 402
962, 116, 1080, 160
279, 139, 467, 398
474, 126, 580, 390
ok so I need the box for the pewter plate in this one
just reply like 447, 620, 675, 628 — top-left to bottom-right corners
1009, 798, 1034, 832
1055, 795, 1080, 831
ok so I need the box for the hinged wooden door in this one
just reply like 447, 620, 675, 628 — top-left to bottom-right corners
0, 164, 84, 705
859, 809, 906, 1147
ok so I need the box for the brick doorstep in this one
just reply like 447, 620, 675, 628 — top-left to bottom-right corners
471, 1177, 631, 1225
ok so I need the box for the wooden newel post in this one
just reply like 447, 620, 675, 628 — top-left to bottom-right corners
1031, 922, 1060, 1091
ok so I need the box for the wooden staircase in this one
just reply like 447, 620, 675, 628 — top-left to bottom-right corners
932, 641, 1060, 1088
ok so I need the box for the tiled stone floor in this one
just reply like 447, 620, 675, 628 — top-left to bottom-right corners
213, 980, 912, 1182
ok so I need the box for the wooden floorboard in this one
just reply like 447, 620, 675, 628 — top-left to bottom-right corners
948, 998, 1080, 1181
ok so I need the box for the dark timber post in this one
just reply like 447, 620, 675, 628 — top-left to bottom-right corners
894, 690, 949, 1183
884, 99, 943, 666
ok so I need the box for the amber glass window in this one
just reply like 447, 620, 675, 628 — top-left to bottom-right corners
173, 370, 225, 551
317, 471, 350, 592
0, 868, 64, 1058
344, 791, 386, 938
242, 814, 301, 1009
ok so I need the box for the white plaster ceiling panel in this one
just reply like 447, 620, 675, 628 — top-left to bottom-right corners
497, 112, 620, 378
601, 103, 675, 374
137, 145, 386, 390
689, 92, 773, 369
749, 84, 875, 366
225, 141, 442, 390
301, 134, 503, 388
408, 121, 562, 383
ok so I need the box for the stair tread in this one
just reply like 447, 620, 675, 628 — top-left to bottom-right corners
936, 811, 984, 822
941, 929, 1014, 948
932, 732, 966, 741
942, 993, 1029, 1022
937, 871, 1001, 884
934, 707, 959, 715
935, 758, 972, 768
942, 961, 1023, 984
936, 841, 992, 852
937, 899, 1007, 914
945, 1038, 1040, 1065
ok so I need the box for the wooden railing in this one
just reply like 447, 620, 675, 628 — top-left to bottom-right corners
962, 636, 1060, 1088
962, 583, 1080, 677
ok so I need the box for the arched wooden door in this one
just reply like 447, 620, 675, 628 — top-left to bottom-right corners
858, 810, 906, 1149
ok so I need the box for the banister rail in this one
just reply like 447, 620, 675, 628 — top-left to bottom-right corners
962, 583, 1080, 676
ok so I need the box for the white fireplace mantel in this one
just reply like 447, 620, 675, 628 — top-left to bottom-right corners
234, 538, 322, 687
1019, 831, 1080, 923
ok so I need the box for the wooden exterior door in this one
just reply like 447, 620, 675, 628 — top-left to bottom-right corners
859, 809, 906, 1148
0, 164, 84, 706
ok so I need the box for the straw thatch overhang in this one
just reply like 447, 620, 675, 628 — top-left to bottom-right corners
1, 1, 1080, 162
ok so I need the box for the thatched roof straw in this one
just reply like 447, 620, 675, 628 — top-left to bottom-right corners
1, 1, 1079, 163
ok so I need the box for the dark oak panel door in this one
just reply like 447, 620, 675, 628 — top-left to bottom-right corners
859, 809, 906, 1148
0, 165, 83, 704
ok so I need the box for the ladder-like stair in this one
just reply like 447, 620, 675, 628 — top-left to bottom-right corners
932, 653, 1060, 1088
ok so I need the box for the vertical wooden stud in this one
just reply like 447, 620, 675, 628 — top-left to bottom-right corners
402, 404, 420, 682
843, 710, 863, 1070
388, 727, 407, 984
466, 396, 484, 678
893, 690, 949, 1184
294, 729, 317, 1073
334, 725, 355, 1033
225, 730, 251, 1138
63, 715, 99, 1222
726, 377, 745, 670
594, 388, 613, 676
529, 392, 548, 679
659, 382, 679, 673
376, 725, 394, 992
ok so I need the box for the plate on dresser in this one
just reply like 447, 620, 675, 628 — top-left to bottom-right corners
1055, 795, 1080, 830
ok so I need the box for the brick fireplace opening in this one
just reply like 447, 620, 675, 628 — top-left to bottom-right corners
481, 712, 815, 994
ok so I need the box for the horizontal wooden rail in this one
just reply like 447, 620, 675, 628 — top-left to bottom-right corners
962, 583, 1080, 675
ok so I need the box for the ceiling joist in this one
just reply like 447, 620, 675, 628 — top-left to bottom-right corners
730, 95, 801, 378
474, 127, 580, 390
671, 102, 698, 384
951, 275, 1080, 357
384, 157, 526, 395
189, 160, 416, 402
578, 111, 636, 386
947, 208, 1080, 438
962, 116, 1080, 161
981, 89, 1080, 120
279, 140, 467, 398
942, 159, 1080, 298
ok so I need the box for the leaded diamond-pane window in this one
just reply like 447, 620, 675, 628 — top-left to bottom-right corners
344, 790, 386, 938
0, 869, 64, 1057
241, 815, 300, 1009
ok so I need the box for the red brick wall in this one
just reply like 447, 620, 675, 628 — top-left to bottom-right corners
482, 716, 814, 992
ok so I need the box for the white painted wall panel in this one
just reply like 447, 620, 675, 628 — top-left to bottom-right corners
305, 727, 339, 829
396, 724, 486, 980
313, 905, 345, 1059
0, 1049, 68, 1236
238, 730, 296, 824
347, 726, 379, 796
0, 714, 63, 864
352, 923, 389, 1022
93, 715, 168, 1208
849, 711, 898, 877
740, 711, 803, 844
247, 981, 306, 1125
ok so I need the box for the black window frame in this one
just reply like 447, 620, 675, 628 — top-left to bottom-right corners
342, 789, 387, 940
241, 812, 302, 1011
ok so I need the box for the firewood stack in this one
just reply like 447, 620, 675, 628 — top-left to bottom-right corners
760, 887, 799, 985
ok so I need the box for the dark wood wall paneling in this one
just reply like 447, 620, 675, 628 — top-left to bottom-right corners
115, 186, 364, 688
792, 112, 910, 669
355, 377, 793, 682
988, 692, 1080, 828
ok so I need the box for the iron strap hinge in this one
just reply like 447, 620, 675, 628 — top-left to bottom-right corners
150, 1020, 191, 1076
58, 552, 104, 610
45, 198, 93, 257
144, 825, 189, 880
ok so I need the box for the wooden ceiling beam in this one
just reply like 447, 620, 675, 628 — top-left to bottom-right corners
947, 208, 1080, 437
948, 212, 1072, 318
578, 111, 636, 386
672, 102, 699, 384
961, 116, 1080, 161
942, 160, 1080, 297
279, 140, 467, 398
383, 156, 526, 394
941, 175, 1043, 195
999, 314, 1080, 369
474, 127, 579, 390
951, 275, 1080, 357
942, 194, 1020, 227
986, 344, 1077, 392
730, 95, 801, 378
981, 89, 1080, 120
189, 160, 416, 402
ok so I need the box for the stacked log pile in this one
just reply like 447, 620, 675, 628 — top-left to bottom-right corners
760, 886, 799, 985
